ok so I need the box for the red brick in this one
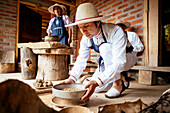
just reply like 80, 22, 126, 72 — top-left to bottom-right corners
12, 1, 17, 5
5, 10, 16, 15
0, 12, 9, 17
11, 8, 16, 12
135, 30, 143, 35
9, 36, 16, 39
5, 24, 16, 28
123, 16, 135, 22
130, 0, 137, 4
0, 42, 9, 45
0, 9, 3, 12
3, 46, 15, 50
123, 5, 135, 12
137, 2, 143, 7
123, 6, 134, 12
108, 0, 116, 5
137, 51, 144, 56
137, 12, 143, 17
107, 17, 116, 23
5, 17, 16, 21
136, 24, 143, 29
137, 58, 143, 61
3, 39, 15, 42
96, 3, 102, 8
0, 31, 2, 34
10, 42, 16, 46
4, 31, 16, 35
124, 0, 128, 2
118, 3, 128, 9
0, 35, 8, 38
0, 16, 4, 19
118, 13, 128, 19
93, 1, 98, 6
103, 0, 110, 4
0, 38, 2, 41
103, 7, 111, 12
130, 8, 143, 14
0, 24, 2, 27
131, 19, 143, 25
139, 35, 143, 40
112, 1, 122, 8
126, 27, 135, 31
112, 11, 122, 16
99, 4, 107, 10
107, 8, 116, 15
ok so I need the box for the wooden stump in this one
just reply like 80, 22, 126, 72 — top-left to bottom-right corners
20, 47, 37, 79
36, 54, 69, 81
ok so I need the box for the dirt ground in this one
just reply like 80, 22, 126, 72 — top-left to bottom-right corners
0, 72, 170, 113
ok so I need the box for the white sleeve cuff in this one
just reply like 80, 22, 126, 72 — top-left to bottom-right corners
95, 77, 104, 87
69, 75, 77, 82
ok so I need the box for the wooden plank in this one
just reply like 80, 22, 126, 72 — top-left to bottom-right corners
50, 0, 75, 7
149, 0, 159, 66
144, 0, 149, 66
17, 42, 69, 49
20, 1, 48, 11
131, 66, 170, 72
32, 48, 73, 55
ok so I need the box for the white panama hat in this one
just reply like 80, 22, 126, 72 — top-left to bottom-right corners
115, 20, 131, 29
65, 3, 112, 27
48, 3, 67, 15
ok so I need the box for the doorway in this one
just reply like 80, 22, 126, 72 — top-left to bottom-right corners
18, 4, 42, 64
159, 0, 170, 66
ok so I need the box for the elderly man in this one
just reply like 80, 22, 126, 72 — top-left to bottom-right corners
60, 3, 137, 100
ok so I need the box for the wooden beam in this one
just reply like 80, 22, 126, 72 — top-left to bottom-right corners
20, 1, 48, 11
131, 66, 170, 72
50, 0, 75, 7
149, 0, 159, 66
144, 0, 149, 66
15, 0, 20, 71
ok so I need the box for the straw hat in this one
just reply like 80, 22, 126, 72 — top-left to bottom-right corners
48, 3, 67, 15
65, 3, 111, 27
115, 20, 131, 29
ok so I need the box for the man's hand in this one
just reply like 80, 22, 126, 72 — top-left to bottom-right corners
58, 78, 75, 84
81, 80, 99, 101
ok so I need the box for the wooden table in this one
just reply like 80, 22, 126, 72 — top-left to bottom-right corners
18, 42, 73, 81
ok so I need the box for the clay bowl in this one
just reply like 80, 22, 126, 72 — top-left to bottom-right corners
52, 83, 87, 99
58, 106, 92, 113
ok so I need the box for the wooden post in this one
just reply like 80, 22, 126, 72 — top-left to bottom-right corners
36, 54, 69, 81
20, 47, 37, 79
138, 70, 157, 85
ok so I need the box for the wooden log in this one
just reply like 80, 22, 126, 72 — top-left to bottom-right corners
36, 54, 69, 81
20, 47, 37, 79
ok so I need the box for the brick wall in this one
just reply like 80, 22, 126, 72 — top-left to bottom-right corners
0, 0, 17, 51
70, 0, 144, 66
